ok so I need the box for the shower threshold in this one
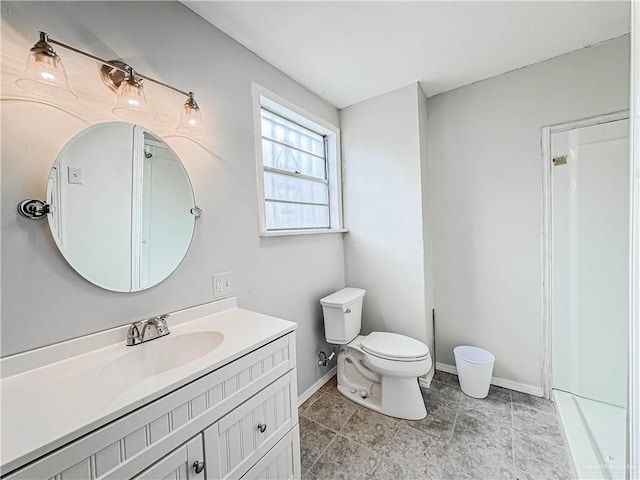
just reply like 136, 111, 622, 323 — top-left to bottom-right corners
553, 389, 626, 480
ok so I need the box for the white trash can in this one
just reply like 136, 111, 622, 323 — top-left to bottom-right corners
453, 346, 495, 399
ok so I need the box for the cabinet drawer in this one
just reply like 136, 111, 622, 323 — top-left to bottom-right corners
241, 425, 300, 480
132, 435, 204, 480
4, 334, 295, 480
204, 370, 298, 480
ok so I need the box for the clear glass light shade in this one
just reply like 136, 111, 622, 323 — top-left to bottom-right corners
112, 76, 153, 122
15, 49, 78, 101
176, 94, 204, 134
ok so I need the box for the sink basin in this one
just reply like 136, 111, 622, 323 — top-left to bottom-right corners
98, 331, 224, 382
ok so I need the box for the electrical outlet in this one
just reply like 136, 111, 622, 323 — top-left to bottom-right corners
212, 272, 233, 299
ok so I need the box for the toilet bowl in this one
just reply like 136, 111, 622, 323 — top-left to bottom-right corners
320, 288, 432, 420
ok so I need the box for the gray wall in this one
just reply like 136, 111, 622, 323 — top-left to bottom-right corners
341, 84, 432, 348
427, 36, 630, 389
1, 1, 344, 395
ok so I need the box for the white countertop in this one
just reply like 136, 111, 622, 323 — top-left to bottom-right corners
0, 299, 297, 474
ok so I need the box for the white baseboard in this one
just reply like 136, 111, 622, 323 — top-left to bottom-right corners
434, 362, 458, 378
418, 366, 435, 388
298, 366, 337, 406
435, 362, 544, 397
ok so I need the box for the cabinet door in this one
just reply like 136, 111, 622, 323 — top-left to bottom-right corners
133, 436, 205, 480
204, 371, 297, 480
241, 425, 300, 480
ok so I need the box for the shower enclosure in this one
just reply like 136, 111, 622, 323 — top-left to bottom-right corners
545, 113, 629, 480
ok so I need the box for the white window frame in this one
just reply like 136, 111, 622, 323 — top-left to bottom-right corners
252, 83, 346, 236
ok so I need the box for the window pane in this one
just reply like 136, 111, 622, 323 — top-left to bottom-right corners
264, 171, 328, 205
262, 141, 326, 179
261, 109, 324, 157
266, 202, 330, 230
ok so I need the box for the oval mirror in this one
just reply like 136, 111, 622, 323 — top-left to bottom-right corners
46, 122, 196, 292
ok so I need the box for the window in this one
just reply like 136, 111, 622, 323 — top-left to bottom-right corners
253, 84, 344, 235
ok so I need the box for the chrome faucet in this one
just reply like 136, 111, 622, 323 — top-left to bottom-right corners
127, 314, 170, 346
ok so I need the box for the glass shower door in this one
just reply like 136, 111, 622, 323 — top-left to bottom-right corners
551, 118, 629, 479
552, 119, 629, 406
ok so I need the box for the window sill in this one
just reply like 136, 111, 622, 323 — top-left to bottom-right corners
259, 228, 348, 237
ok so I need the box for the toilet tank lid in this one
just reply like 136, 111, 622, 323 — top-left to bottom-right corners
320, 287, 366, 307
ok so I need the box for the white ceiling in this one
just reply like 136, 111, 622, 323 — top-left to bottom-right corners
183, 1, 630, 109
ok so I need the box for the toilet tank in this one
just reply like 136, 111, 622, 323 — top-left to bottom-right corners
320, 287, 366, 344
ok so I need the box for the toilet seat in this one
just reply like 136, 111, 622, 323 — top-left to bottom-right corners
360, 332, 430, 362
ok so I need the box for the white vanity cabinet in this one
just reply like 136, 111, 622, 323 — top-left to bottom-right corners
3, 332, 300, 480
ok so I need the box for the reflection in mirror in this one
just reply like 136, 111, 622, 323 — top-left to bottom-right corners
47, 122, 196, 292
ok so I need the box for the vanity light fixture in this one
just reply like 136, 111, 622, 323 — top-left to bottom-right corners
16, 31, 203, 131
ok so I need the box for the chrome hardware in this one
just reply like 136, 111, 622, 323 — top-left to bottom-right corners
190, 206, 202, 218
318, 350, 336, 367
344, 308, 351, 314
257, 423, 267, 433
192, 461, 205, 474
100, 60, 134, 92
141, 314, 170, 338
126, 314, 170, 346
126, 322, 142, 346
17, 199, 53, 220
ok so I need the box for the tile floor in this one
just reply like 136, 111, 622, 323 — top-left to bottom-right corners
298, 371, 572, 480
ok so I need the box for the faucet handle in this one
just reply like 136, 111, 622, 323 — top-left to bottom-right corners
154, 314, 170, 335
126, 322, 142, 346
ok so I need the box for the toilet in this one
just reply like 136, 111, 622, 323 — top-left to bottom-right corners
320, 287, 432, 420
